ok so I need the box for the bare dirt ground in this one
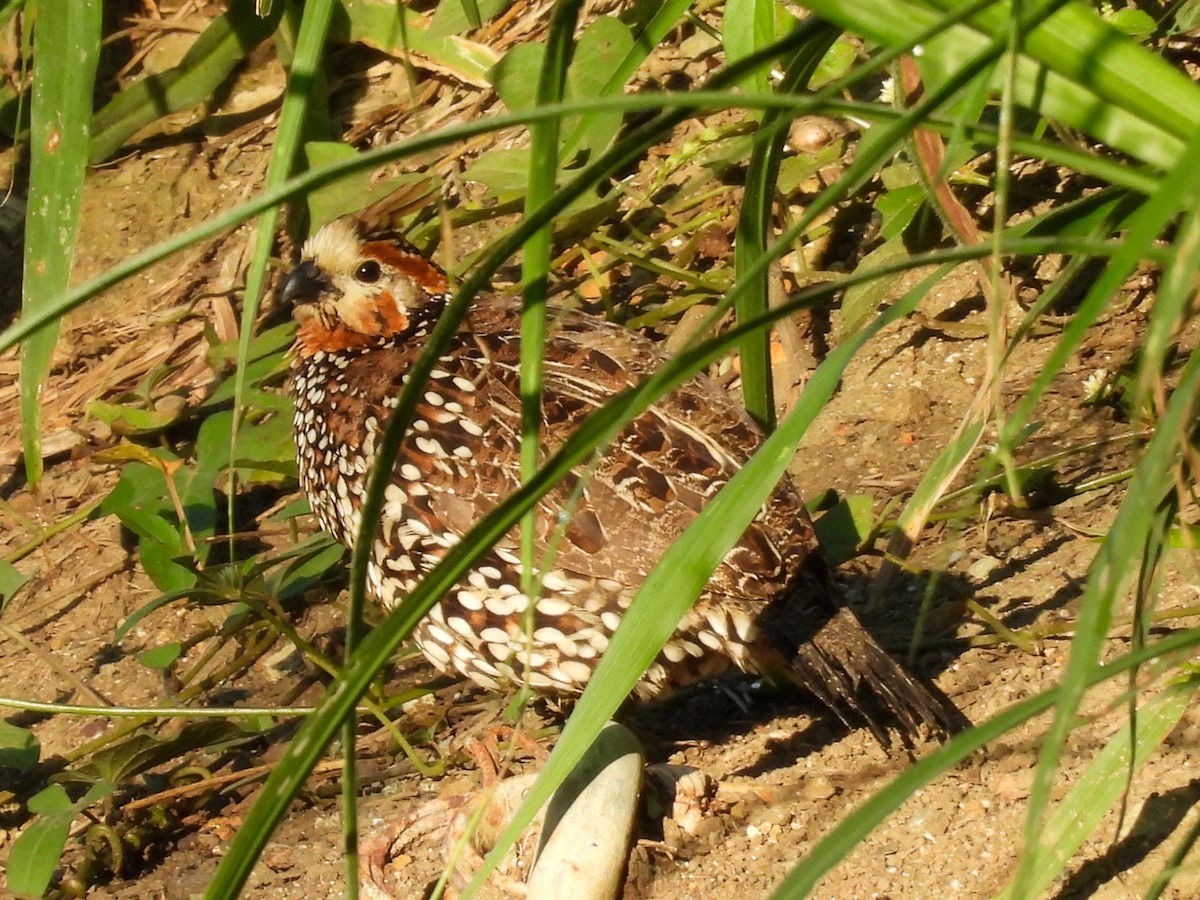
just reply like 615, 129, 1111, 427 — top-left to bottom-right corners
3, 6, 1200, 900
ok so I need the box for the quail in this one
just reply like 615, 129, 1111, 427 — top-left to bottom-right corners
281, 215, 957, 744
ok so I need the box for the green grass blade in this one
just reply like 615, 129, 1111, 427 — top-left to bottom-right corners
519, 0, 579, 590
458, 0, 482, 30
19, 0, 101, 487
3, 70, 1172, 365
804, 0, 1194, 168
924, 0, 1200, 144
996, 676, 1197, 900
1011, 137, 1200, 897
734, 23, 839, 430
214, 0, 346, 891
769, 631, 1200, 899
88, 4, 282, 163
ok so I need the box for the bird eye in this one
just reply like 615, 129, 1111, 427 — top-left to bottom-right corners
355, 260, 382, 283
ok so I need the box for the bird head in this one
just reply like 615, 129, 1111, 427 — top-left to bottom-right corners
280, 217, 448, 358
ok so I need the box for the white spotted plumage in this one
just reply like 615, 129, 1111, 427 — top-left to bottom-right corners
283, 215, 958, 743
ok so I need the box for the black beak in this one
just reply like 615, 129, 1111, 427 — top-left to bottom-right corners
279, 259, 330, 307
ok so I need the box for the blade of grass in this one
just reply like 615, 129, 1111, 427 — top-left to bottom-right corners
1011, 135, 1200, 898
996, 675, 1197, 899
923, 0, 1200, 143
805, 0, 1196, 168
518, 0, 579, 594
769, 631, 1200, 899
19, 0, 101, 486
734, 23, 840, 430
88, 3, 283, 164
0, 84, 1173, 364
217, 0, 353, 891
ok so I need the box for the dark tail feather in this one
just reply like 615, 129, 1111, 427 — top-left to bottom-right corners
796, 607, 960, 746
765, 604, 965, 748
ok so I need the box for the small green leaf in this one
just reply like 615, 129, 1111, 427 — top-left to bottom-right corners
463, 147, 536, 195
10, 781, 115, 896
139, 540, 197, 594
491, 42, 544, 112
138, 643, 183, 669
267, 536, 346, 600
814, 494, 877, 565
0, 560, 31, 603
563, 16, 634, 160
809, 37, 857, 89
838, 238, 910, 339
0, 720, 40, 773
776, 137, 845, 194
877, 184, 926, 240
71, 723, 247, 786
113, 589, 194, 644
27, 783, 74, 816
1104, 7, 1156, 39
724, 0, 777, 95
299, 143, 367, 227
87, 399, 182, 435
8, 804, 73, 896
336, 0, 499, 85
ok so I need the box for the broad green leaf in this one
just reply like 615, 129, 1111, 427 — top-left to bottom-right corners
724, 0, 778, 95
1104, 7, 1156, 39
814, 494, 877, 566
0, 720, 39, 772
139, 539, 196, 594
427, 0, 509, 38
562, 16, 634, 161
809, 37, 856, 89
775, 136, 845, 194
0, 560, 31, 603
86, 399, 183, 436
335, 0, 499, 86
877, 183, 926, 240
138, 643, 183, 669
302, 140, 372, 229
462, 146, 537, 195
20, 0, 101, 485
838, 238, 910, 340
89, 3, 283, 163
8, 781, 114, 897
